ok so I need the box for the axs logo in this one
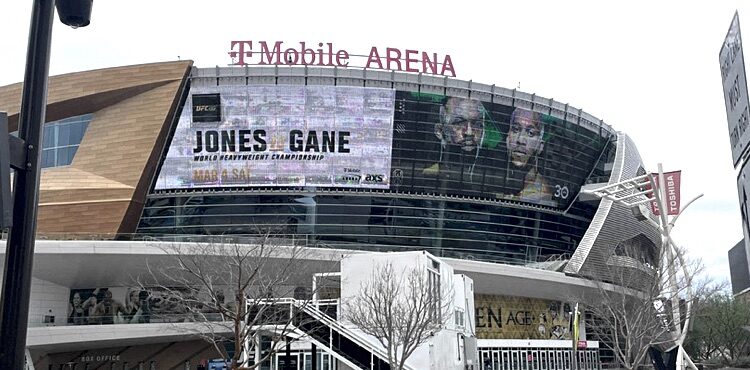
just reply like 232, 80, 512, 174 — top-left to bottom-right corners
364, 174, 385, 182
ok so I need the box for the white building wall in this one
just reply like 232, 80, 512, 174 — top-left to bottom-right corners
28, 278, 69, 327
340, 251, 476, 370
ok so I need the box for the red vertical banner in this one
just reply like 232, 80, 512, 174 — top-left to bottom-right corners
649, 171, 682, 215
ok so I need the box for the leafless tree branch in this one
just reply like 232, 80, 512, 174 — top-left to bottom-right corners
136, 232, 329, 370
344, 262, 453, 370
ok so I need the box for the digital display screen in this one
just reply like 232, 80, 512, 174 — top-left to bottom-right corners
156, 87, 608, 209
155, 85, 395, 190
390, 91, 608, 208
191, 93, 221, 123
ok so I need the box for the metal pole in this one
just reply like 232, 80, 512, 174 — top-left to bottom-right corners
572, 302, 579, 370
656, 164, 694, 370
0, 0, 55, 368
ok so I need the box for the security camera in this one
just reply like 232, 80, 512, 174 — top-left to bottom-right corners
56, 0, 93, 28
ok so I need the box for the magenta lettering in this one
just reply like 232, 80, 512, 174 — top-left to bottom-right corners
228, 41, 253, 66
300, 42, 316, 65
336, 49, 349, 66
422, 52, 438, 75
366, 47, 384, 69
228, 41, 456, 76
442, 54, 456, 77
259, 41, 283, 65
386, 47, 402, 70
405, 49, 418, 73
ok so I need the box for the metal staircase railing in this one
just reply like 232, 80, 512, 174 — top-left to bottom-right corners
293, 300, 392, 370
256, 298, 417, 370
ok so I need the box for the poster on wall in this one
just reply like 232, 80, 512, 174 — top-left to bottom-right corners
67, 286, 228, 325
155, 85, 395, 190
474, 294, 581, 340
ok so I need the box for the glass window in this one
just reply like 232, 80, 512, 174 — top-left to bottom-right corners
40, 114, 92, 168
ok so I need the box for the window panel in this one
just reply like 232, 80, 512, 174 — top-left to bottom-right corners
40, 114, 91, 168
57, 124, 71, 146
43, 125, 54, 148
41, 149, 55, 168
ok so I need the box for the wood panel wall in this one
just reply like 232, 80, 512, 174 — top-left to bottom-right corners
0, 61, 193, 236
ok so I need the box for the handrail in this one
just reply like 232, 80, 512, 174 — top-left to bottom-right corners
244, 320, 365, 370
288, 299, 417, 370
256, 297, 412, 370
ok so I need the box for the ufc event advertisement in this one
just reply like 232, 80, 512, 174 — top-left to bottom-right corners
156, 87, 608, 209
156, 85, 396, 190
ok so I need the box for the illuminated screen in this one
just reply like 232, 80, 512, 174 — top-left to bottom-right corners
155, 85, 396, 190
390, 91, 608, 209
156, 87, 608, 209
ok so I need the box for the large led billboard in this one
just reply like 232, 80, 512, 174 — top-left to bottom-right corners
156, 87, 608, 209
390, 92, 608, 209
156, 85, 396, 190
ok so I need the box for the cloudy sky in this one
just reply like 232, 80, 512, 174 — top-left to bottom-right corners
1, 1, 747, 284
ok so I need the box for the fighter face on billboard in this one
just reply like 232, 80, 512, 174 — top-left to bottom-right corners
507, 109, 545, 168
436, 97, 485, 152
504, 108, 553, 204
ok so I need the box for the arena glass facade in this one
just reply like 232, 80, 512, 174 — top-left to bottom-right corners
0, 61, 660, 370
135, 73, 617, 266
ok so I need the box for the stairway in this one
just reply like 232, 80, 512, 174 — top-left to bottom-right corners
261, 299, 417, 370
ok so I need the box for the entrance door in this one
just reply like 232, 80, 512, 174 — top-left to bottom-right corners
563, 351, 571, 370
303, 352, 335, 370
519, 350, 528, 370
511, 350, 520, 370
539, 350, 548, 370
529, 350, 539, 370
479, 350, 495, 370
276, 353, 300, 370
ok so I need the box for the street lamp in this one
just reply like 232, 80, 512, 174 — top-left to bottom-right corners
581, 163, 702, 370
0, 1, 92, 369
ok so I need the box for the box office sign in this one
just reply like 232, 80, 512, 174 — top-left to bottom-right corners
474, 294, 580, 340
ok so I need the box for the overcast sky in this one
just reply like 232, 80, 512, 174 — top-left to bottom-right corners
1, 1, 747, 285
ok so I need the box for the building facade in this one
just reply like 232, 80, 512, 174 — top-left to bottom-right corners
0, 61, 660, 370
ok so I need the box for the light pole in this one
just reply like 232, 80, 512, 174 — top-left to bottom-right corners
581, 163, 702, 370
0, 1, 91, 369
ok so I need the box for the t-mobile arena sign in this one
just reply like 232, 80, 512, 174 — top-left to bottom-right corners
228, 41, 456, 77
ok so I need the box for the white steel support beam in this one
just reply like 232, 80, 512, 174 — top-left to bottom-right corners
580, 163, 700, 370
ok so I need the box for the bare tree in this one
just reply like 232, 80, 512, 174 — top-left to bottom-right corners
344, 262, 452, 370
139, 231, 328, 370
580, 247, 711, 370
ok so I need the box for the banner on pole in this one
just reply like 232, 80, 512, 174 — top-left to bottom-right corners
648, 171, 682, 216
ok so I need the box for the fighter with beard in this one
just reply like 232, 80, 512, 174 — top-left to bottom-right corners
423, 97, 487, 191
504, 108, 553, 204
